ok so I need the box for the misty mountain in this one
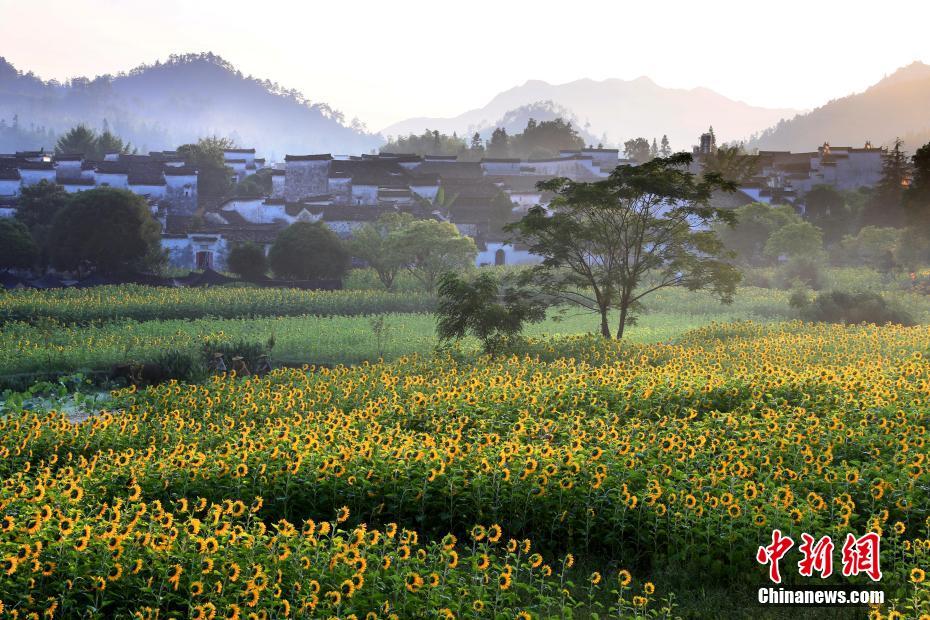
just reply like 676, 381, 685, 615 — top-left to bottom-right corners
383, 77, 798, 152
747, 62, 930, 152
0, 53, 381, 158
470, 101, 601, 146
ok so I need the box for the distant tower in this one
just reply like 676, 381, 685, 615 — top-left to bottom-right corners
694, 126, 717, 156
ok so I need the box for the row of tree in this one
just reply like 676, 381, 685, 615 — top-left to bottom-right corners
381, 117, 587, 160
228, 215, 477, 292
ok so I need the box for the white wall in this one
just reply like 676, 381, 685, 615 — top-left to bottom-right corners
476, 242, 541, 266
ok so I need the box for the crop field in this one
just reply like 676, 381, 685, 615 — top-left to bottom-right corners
0, 285, 435, 324
0, 285, 796, 382
1, 321, 929, 618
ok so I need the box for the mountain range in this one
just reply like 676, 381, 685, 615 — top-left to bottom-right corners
382, 77, 800, 151
0, 53, 380, 157
746, 61, 930, 152
2, 52, 929, 159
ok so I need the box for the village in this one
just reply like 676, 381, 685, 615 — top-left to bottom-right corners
0, 131, 886, 277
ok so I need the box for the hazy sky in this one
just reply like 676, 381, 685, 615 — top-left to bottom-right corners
1, 0, 928, 131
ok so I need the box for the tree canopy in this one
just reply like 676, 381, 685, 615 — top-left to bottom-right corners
226, 242, 268, 279
436, 271, 546, 355
508, 153, 740, 339
268, 222, 349, 280
0, 218, 38, 269
55, 123, 131, 160
177, 136, 236, 199
49, 188, 163, 274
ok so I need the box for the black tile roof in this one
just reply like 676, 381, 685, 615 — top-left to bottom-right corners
285, 154, 332, 162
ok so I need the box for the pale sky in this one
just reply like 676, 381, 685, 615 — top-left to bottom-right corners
1, 0, 928, 131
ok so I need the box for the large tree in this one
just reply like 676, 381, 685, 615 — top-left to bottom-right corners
49, 188, 163, 274
392, 219, 476, 294
54, 123, 131, 159
714, 202, 801, 266
347, 212, 414, 290
623, 137, 652, 164
0, 218, 39, 269
15, 180, 71, 266
55, 125, 97, 157
268, 222, 349, 280
700, 144, 759, 184
904, 141, 930, 231
508, 153, 740, 339
226, 242, 268, 279
177, 136, 235, 199
860, 138, 910, 228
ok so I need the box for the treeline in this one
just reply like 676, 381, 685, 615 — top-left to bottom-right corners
717, 137, 930, 288
382, 117, 586, 160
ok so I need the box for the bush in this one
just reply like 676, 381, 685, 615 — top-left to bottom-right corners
0, 218, 38, 268
226, 242, 268, 280
436, 271, 546, 355
775, 257, 824, 290
801, 290, 914, 326
269, 222, 349, 280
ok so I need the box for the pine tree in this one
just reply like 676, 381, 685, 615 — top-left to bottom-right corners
861, 138, 911, 228
660, 135, 671, 157
650, 138, 659, 159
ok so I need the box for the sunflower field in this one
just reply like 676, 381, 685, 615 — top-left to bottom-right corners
1, 321, 930, 618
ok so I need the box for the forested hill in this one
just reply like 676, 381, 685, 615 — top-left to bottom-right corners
746, 61, 930, 152
0, 53, 381, 157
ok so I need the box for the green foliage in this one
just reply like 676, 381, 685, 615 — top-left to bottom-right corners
436, 271, 546, 355
0, 218, 38, 268
381, 129, 467, 157
54, 123, 131, 160
699, 144, 759, 184
775, 256, 824, 290
838, 226, 899, 271
764, 220, 824, 261
177, 136, 235, 199
861, 137, 910, 227
623, 137, 651, 163
225, 242, 268, 279
347, 212, 414, 290
0, 285, 436, 324
235, 169, 273, 196
392, 219, 477, 294
509, 153, 741, 338
269, 221, 349, 280
48, 188, 163, 274
801, 290, 913, 325
382, 117, 584, 160
14, 180, 71, 266
509, 117, 584, 159
715, 202, 801, 265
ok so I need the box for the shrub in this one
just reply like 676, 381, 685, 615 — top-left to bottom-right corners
226, 242, 268, 279
775, 256, 824, 290
801, 290, 914, 326
436, 271, 546, 355
269, 222, 349, 280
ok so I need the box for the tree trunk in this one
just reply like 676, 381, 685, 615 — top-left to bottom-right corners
616, 288, 631, 339
599, 305, 611, 338
615, 303, 628, 339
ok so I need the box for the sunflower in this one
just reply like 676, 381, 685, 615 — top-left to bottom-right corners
618, 569, 632, 587
911, 567, 926, 584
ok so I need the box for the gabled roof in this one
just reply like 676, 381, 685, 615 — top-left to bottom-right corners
0, 168, 21, 180
224, 148, 256, 154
